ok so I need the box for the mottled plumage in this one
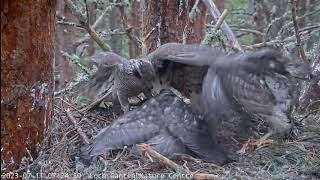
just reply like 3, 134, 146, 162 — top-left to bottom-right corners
149, 43, 310, 138
81, 90, 230, 165
90, 52, 158, 112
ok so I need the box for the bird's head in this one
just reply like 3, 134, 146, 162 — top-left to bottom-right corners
134, 59, 161, 94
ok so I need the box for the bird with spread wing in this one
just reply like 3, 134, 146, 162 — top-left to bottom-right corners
86, 52, 159, 112
81, 43, 310, 164
148, 43, 310, 139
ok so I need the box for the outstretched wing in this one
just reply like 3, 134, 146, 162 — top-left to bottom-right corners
149, 43, 310, 136
80, 90, 180, 159
148, 43, 223, 66
81, 110, 161, 158
82, 52, 127, 102
148, 43, 220, 97
204, 50, 310, 135
81, 118, 160, 158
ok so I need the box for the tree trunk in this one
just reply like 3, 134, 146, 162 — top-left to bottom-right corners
129, 0, 141, 58
142, 0, 206, 96
142, 0, 161, 54
1, 0, 55, 172
143, 0, 206, 53
110, 3, 123, 55
55, 0, 77, 90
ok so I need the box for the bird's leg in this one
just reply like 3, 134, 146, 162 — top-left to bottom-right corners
117, 91, 130, 112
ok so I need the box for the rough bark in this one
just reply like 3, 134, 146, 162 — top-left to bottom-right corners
143, 0, 206, 53
129, 0, 141, 58
142, 0, 160, 54
142, 0, 206, 96
55, 0, 77, 90
1, 0, 55, 172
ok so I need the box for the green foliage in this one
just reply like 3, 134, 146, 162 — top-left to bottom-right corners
252, 133, 320, 178
225, 0, 248, 25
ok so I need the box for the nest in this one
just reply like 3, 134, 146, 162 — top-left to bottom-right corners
18, 90, 320, 179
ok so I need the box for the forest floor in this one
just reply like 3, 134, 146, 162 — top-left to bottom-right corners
24, 97, 320, 180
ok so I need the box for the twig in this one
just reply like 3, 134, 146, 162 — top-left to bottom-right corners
64, 0, 112, 51
61, 51, 91, 74
202, 0, 243, 52
215, 9, 228, 30
264, 11, 289, 41
112, 146, 128, 162
84, 0, 91, 24
137, 144, 181, 170
245, 36, 296, 49
299, 24, 320, 33
54, 81, 82, 96
291, 0, 307, 62
66, 108, 108, 166
87, 25, 112, 51
136, 144, 220, 180
231, 28, 265, 36
66, 108, 90, 144
56, 20, 84, 29
92, 6, 111, 29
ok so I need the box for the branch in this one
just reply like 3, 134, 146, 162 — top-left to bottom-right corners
92, 6, 111, 29
245, 36, 296, 49
61, 51, 91, 74
56, 14, 85, 29
231, 28, 265, 36
66, 108, 90, 143
291, 0, 307, 62
64, 0, 112, 51
137, 144, 220, 180
54, 81, 82, 96
66, 108, 108, 166
202, 0, 243, 52
87, 25, 112, 51
137, 143, 184, 171
215, 9, 228, 30
84, 0, 90, 24
299, 24, 320, 33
